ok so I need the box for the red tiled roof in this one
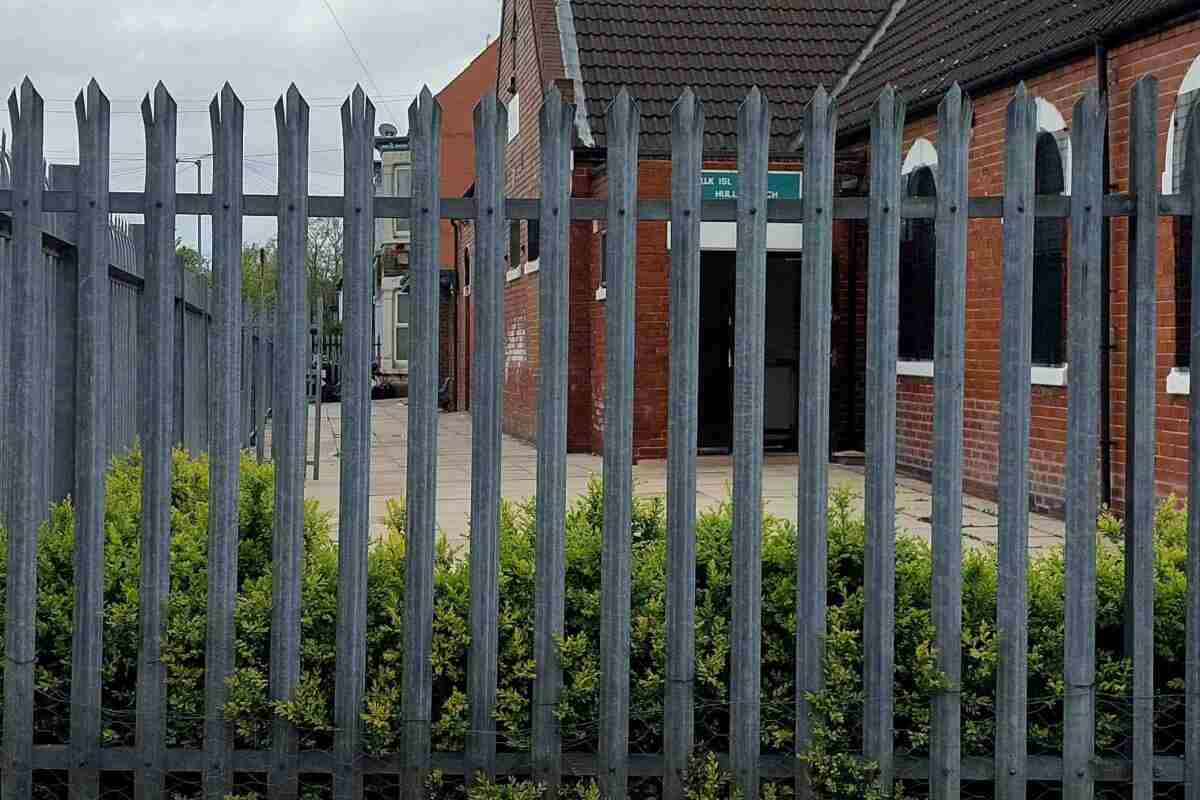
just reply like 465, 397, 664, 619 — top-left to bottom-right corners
571, 0, 891, 154
836, 0, 1191, 133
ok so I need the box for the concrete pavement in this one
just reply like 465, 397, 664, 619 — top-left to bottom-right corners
298, 400, 1065, 549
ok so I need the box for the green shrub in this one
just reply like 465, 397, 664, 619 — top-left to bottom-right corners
1, 449, 1186, 798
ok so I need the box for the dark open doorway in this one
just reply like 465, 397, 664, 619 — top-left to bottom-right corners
697, 251, 802, 453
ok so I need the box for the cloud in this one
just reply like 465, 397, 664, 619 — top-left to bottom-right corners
4, 0, 501, 247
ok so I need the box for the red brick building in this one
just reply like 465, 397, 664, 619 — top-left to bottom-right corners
457, 0, 1200, 513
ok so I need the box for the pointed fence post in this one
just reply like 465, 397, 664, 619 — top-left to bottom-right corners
468, 90, 507, 786
930, 83, 972, 800
69, 79, 109, 800
600, 87, 639, 800
1063, 88, 1105, 800
731, 87, 769, 800
996, 83, 1036, 800
863, 86, 905, 795
532, 85, 573, 793
795, 85, 836, 798
664, 87, 703, 800
268, 84, 309, 800
4, 76, 46, 800
334, 84, 375, 800
402, 86, 442, 800
1126, 76, 1158, 800
203, 82, 244, 800
135, 81, 177, 800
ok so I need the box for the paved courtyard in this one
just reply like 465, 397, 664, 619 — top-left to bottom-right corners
301, 400, 1065, 549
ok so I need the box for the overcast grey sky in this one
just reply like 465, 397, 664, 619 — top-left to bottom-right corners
3, 0, 500, 249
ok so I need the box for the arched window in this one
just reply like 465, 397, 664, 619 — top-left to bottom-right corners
1033, 128, 1067, 366
899, 158, 937, 361
1166, 56, 1200, 369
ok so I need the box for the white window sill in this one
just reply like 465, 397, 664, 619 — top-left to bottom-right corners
896, 360, 1069, 386
505, 267, 522, 283
1167, 367, 1190, 395
523, 259, 540, 275
897, 360, 934, 378
595, 286, 607, 302
1032, 364, 1068, 387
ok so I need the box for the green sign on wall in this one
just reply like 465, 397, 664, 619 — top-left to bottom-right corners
701, 170, 801, 201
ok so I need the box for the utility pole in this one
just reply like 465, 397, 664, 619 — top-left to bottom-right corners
177, 157, 202, 261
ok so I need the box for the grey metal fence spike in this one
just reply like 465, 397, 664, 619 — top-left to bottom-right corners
1126, 76, 1158, 800
334, 83, 375, 800
1187, 86, 1200, 800
732, 85, 769, 800
664, 85, 703, 800
4, 75, 46, 800
2, 61, 1197, 800
931, 82, 972, 800
69, 77, 110, 800
532, 83, 573, 794
135, 80, 177, 800
269, 82, 308, 800
1063, 87, 1105, 800
996, 82, 1036, 800
863, 85, 905, 794
795, 84, 836, 799
402, 84, 441, 800
600, 85, 639, 800
203, 81, 244, 800
468, 89, 507, 784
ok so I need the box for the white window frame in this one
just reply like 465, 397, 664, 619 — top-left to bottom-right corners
897, 139, 938, 376
1031, 97, 1070, 384
1163, 56, 1200, 194
1163, 56, 1199, 388
393, 278, 410, 372
507, 93, 520, 142
392, 164, 411, 236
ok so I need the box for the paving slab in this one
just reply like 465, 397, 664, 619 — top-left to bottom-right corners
287, 400, 1064, 550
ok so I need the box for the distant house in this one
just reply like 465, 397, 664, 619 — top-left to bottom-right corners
454, 0, 1200, 514
373, 40, 499, 397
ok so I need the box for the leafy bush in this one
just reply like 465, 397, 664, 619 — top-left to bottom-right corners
2, 449, 1187, 798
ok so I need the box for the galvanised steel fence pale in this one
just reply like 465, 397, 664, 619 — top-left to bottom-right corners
0, 73, 1197, 800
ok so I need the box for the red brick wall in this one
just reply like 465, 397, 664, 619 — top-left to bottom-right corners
477, 3, 1200, 502
438, 42, 499, 272
873, 17, 1200, 511
492, 0, 565, 440
584, 157, 817, 461
430, 43, 497, 412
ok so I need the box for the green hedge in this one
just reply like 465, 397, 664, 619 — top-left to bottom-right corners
4, 449, 1189, 797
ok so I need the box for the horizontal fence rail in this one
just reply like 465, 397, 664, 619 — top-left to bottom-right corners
0, 73, 1197, 800
0, 191, 1192, 219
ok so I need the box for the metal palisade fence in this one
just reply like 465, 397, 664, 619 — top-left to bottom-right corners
0, 71, 1197, 800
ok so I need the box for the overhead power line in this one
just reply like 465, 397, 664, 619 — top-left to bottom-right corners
319, 0, 402, 127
